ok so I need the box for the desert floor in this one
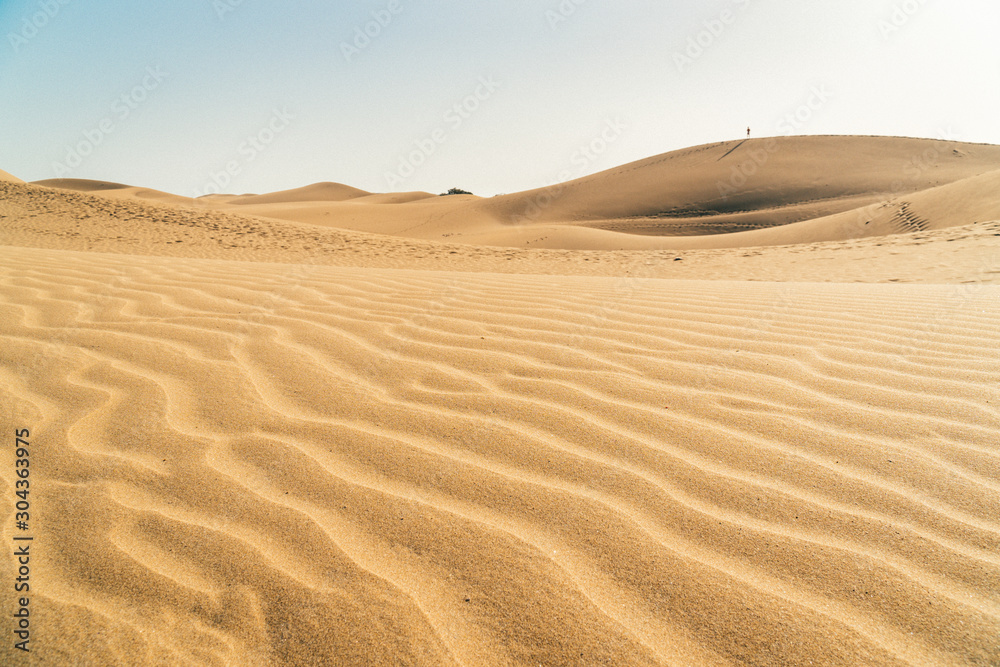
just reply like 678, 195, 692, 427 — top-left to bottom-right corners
2, 137, 999, 665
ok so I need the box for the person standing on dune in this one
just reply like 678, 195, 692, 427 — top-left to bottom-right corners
747, 127, 751, 138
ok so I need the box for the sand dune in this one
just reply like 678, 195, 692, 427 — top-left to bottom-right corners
480, 135, 1000, 225
34, 178, 199, 207
220, 182, 374, 206
459, 136, 1000, 249
785, 168, 1000, 240
33, 178, 138, 192
549, 167, 1000, 252
3, 136, 1000, 665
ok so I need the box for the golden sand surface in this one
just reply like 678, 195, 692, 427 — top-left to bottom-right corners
2, 137, 1000, 665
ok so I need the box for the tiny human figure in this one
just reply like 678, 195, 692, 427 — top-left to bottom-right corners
747, 127, 751, 138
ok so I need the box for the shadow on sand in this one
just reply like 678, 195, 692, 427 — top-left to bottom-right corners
717, 139, 748, 161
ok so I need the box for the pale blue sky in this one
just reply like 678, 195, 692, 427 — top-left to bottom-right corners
1, 0, 997, 196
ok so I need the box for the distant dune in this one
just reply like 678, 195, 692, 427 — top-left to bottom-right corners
34, 178, 198, 207
34, 178, 136, 192
3, 136, 1000, 665
220, 181, 373, 205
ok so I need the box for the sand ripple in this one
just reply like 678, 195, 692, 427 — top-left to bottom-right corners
2, 246, 999, 665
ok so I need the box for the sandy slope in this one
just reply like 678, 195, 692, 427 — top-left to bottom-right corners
1, 168, 24, 183
3, 137, 1000, 665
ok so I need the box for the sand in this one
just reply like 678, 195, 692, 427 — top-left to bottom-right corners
2, 136, 1000, 666
0, 169, 24, 184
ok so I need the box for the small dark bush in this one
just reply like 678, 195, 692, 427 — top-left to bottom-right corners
441, 187, 473, 196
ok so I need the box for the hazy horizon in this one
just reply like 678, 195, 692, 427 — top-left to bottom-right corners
2, 0, 998, 197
